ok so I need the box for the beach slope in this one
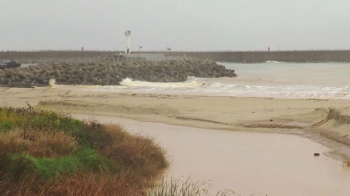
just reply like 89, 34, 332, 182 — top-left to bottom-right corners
2, 86, 350, 160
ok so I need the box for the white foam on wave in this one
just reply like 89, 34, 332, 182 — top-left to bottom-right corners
201, 82, 350, 99
265, 60, 283, 63
120, 78, 207, 88
265, 60, 296, 64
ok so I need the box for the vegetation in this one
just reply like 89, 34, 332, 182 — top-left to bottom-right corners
147, 177, 235, 196
0, 106, 168, 195
341, 154, 350, 167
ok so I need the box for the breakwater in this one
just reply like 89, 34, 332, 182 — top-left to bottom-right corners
0, 51, 117, 59
165, 50, 350, 63
1, 50, 349, 63
0, 60, 236, 88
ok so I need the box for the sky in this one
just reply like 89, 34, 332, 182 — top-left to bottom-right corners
1, 0, 349, 51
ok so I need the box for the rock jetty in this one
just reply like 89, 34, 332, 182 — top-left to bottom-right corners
0, 60, 236, 88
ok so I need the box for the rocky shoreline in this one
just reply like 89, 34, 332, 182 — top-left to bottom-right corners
0, 60, 236, 88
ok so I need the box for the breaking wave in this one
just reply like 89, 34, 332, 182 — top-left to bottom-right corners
73, 62, 350, 100
265, 60, 283, 63
120, 78, 207, 88
78, 77, 350, 100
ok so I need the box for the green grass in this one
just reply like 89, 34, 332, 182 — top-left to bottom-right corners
9, 148, 109, 180
0, 121, 14, 132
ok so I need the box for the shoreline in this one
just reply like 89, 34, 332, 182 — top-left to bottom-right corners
1, 86, 350, 162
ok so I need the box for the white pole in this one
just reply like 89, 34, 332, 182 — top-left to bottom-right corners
125, 31, 131, 54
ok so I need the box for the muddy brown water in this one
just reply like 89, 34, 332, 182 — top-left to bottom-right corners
73, 114, 350, 196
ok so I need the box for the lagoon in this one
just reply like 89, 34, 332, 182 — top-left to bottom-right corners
73, 114, 350, 196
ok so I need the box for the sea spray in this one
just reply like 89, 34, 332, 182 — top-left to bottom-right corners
49, 79, 56, 88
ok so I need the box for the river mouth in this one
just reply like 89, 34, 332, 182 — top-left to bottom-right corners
73, 114, 350, 196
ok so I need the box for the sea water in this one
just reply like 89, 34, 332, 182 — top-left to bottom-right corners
84, 62, 350, 99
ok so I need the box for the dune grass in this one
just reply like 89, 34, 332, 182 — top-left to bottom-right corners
0, 106, 168, 195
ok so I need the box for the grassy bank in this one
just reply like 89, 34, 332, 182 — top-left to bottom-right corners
0, 105, 168, 195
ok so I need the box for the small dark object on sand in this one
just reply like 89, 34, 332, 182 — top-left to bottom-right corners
270, 119, 273, 121
314, 153, 320, 156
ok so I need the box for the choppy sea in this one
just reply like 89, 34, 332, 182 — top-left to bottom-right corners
80, 62, 350, 99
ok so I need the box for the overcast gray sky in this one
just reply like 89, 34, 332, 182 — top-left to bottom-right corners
1, 0, 349, 51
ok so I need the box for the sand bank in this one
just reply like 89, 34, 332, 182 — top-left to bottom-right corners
1, 86, 350, 161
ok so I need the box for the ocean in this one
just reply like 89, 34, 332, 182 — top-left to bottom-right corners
81, 62, 350, 99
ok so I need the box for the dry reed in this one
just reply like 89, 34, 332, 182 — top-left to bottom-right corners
147, 177, 235, 196
0, 128, 76, 157
0, 170, 143, 196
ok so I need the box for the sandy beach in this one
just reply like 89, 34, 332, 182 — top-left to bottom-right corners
1, 86, 350, 160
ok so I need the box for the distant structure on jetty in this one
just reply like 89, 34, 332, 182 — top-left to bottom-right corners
121, 30, 187, 61
125, 30, 131, 54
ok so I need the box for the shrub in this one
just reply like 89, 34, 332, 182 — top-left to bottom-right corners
101, 124, 168, 181
0, 106, 168, 195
